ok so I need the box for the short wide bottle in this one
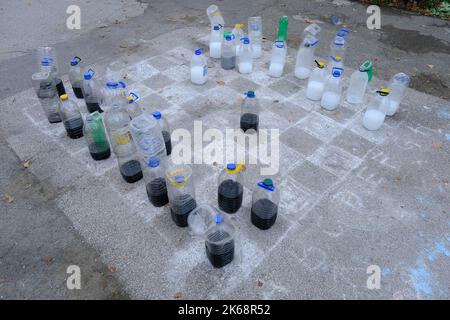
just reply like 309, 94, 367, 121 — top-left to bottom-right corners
251, 179, 279, 230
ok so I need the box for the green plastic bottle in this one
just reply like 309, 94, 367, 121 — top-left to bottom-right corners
276, 16, 289, 41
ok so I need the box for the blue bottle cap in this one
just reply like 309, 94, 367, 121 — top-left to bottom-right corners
213, 24, 220, 31
175, 175, 184, 184
195, 49, 202, 55
225, 34, 232, 41
152, 111, 161, 120
246, 90, 255, 98
41, 57, 52, 66
332, 67, 343, 77
84, 69, 95, 80
215, 214, 224, 225
241, 37, 250, 44
148, 158, 160, 168
70, 56, 81, 66
106, 82, 118, 89
227, 163, 236, 171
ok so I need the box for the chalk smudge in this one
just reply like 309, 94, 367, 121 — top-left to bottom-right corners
409, 259, 433, 297
427, 242, 450, 262
415, 195, 433, 205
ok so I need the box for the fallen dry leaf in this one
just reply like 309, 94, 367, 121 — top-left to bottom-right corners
426, 64, 434, 69
108, 265, 117, 273
395, 176, 401, 181
3, 193, 14, 204
22, 160, 31, 169
216, 80, 225, 85
442, 179, 449, 185
174, 292, 182, 299
43, 256, 53, 265
432, 142, 442, 149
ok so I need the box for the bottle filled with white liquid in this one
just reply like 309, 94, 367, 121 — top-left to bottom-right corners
191, 49, 208, 85
248, 16, 263, 59
346, 60, 373, 104
209, 24, 223, 59
321, 67, 343, 111
238, 37, 253, 74
362, 88, 390, 131
294, 34, 319, 80
386, 72, 410, 116
306, 60, 327, 101
268, 40, 287, 78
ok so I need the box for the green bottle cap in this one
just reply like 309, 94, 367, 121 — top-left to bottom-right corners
359, 60, 373, 82
263, 178, 273, 187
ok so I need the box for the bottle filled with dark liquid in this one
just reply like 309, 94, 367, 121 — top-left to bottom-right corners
84, 111, 111, 161
32, 71, 61, 124
250, 179, 279, 230
218, 163, 244, 214
221, 32, 236, 70
69, 56, 84, 99
240, 90, 259, 133
82, 69, 103, 113
152, 111, 172, 156
58, 94, 84, 139
143, 157, 169, 207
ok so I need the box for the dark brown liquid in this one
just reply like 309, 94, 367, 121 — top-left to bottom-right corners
146, 177, 169, 207
120, 160, 143, 183
218, 179, 243, 213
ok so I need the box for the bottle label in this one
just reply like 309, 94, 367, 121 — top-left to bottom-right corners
113, 131, 132, 145
275, 40, 284, 48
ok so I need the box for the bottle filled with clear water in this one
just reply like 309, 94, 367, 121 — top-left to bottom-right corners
83, 111, 111, 161
58, 94, 84, 139
37, 46, 66, 97
294, 34, 319, 80
238, 37, 253, 74
82, 69, 103, 113
306, 60, 328, 101
166, 164, 197, 227
209, 24, 223, 59
221, 32, 236, 70
386, 72, 410, 116
240, 90, 259, 133
143, 157, 169, 207
31, 71, 61, 123
268, 40, 287, 78
218, 163, 244, 214
251, 178, 279, 230
248, 16, 263, 59
69, 56, 84, 99
321, 67, 344, 111
191, 49, 208, 85
152, 111, 172, 156
362, 88, 391, 131
126, 92, 143, 120
346, 60, 373, 104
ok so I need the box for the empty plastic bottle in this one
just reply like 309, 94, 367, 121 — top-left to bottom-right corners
37, 46, 66, 96
144, 157, 169, 207
84, 111, 111, 161
32, 71, 61, 123
327, 36, 345, 74
362, 88, 391, 131
126, 92, 143, 120
251, 178, 279, 230
152, 111, 172, 156
221, 33, 236, 70
166, 164, 197, 227
302, 23, 321, 37
206, 5, 225, 29
268, 40, 287, 77
346, 60, 373, 104
188, 205, 235, 268
238, 37, 253, 74
69, 57, 84, 99
209, 24, 223, 59
276, 16, 289, 41
218, 163, 244, 214
82, 69, 103, 113
294, 34, 319, 79
321, 67, 344, 111
240, 90, 259, 133
58, 94, 84, 139
191, 49, 208, 85
232, 24, 245, 56
248, 16, 263, 59
306, 60, 328, 101
386, 73, 410, 116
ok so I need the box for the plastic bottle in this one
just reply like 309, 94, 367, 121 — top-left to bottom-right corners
294, 34, 319, 79
386, 73, 410, 116
209, 24, 223, 59
327, 36, 345, 73
302, 23, 321, 37
321, 67, 344, 111
268, 40, 287, 77
31, 71, 61, 123
232, 24, 245, 56
306, 60, 328, 101
238, 37, 253, 74
126, 92, 143, 120
191, 49, 208, 85
248, 16, 263, 59
83, 111, 111, 160
166, 164, 197, 227
221, 33, 236, 70
82, 69, 103, 113
251, 178, 279, 230
276, 16, 289, 41
188, 205, 235, 268
152, 111, 172, 156
144, 157, 169, 207
346, 60, 373, 104
37, 46, 66, 96
240, 90, 259, 133
68, 57, 84, 99
218, 163, 244, 214
362, 88, 391, 131
58, 94, 84, 139
206, 5, 225, 29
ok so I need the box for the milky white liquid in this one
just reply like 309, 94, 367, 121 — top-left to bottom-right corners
210, 42, 222, 59
269, 62, 284, 77
321, 92, 340, 110
295, 67, 311, 80
251, 45, 262, 58
363, 109, 385, 131
386, 100, 400, 116
239, 62, 252, 74
306, 81, 325, 101
191, 66, 207, 85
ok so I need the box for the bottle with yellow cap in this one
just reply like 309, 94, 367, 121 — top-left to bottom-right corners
58, 94, 84, 139
218, 163, 244, 213
306, 60, 328, 101
251, 178, 279, 230
362, 87, 390, 131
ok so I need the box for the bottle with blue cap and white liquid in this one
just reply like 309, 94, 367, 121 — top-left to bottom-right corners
126, 92, 143, 120
166, 164, 197, 227
69, 56, 84, 99
386, 72, 410, 116
294, 34, 320, 80
251, 178, 279, 230
238, 37, 253, 74
31, 71, 61, 123
58, 94, 84, 139
221, 32, 236, 70
362, 88, 391, 131
83, 111, 111, 161
240, 90, 259, 133
218, 164, 244, 214
306, 60, 328, 101
37, 46, 66, 97
152, 111, 172, 156
346, 60, 373, 104
144, 157, 169, 207
321, 67, 344, 111
209, 24, 223, 59
82, 69, 103, 113
190, 49, 208, 85
188, 205, 235, 268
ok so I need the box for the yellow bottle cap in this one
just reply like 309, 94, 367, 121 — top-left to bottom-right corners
234, 24, 244, 29
60, 94, 68, 101
377, 87, 390, 96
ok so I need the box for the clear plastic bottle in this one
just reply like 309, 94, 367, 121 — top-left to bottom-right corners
126, 92, 143, 120
166, 164, 197, 227
144, 157, 169, 207
152, 111, 172, 156
386, 73, 410, 116
240, 90, 259, 133
346, 60, 373, 104
82, 69, 103, 113
302, 23, 321, 37
238, 37, 253, 74
218, 163, 244, 214
191, 49, 208, 85
31, 71, 61, 123
69, 56, 84, 99
294, 34, 319, 79
206, 5, 225, 29
362, 88, 391, 131
221, 33, 236, 70
232, 24, 245, 56
327, 36, 345, 73
321, 67, 344, 111
251, 178, 279, 230
37, 46, 66, 97
209, 24, 223, 59
83, 111, 111, 161
58, 94, 84, 139
248, 16, 263, 59
268, 40, 287, 78
306, 60, 328, 101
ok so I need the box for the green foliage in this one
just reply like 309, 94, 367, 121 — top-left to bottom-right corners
428, 1, 450, 18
